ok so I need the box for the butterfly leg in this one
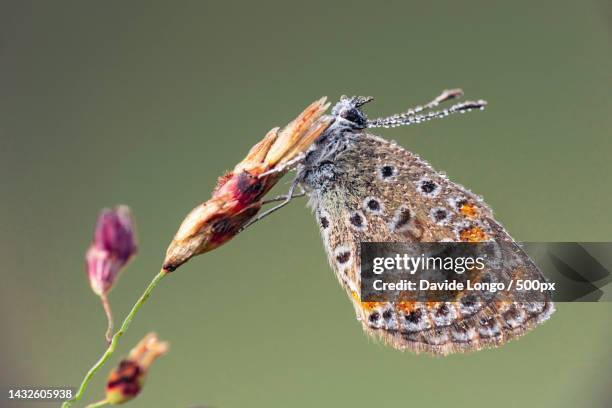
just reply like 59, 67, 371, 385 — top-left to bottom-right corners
258, 152, 306, 178
261, 188, 306, 204
240, 178, 304, 231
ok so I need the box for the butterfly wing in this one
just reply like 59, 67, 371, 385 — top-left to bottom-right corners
302, 131, 554, 354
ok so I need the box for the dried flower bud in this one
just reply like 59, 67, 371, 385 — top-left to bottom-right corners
86, 205, 138, 296
162, 98, 333, 272
105, 333, 169, 405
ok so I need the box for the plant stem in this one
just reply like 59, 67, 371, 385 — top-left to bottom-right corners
100, 294, 113, 344
61, 269, 167, 408
85, 399, 108, 408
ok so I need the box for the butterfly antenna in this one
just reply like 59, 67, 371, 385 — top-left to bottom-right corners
366, 89, 462, 125
366, 89, 486, 129
367, 99, 487, 129
405, 88, 464, 116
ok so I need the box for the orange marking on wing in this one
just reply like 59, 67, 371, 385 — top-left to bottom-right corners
395, 301, 417, 314
459, 203, 479, 218
361, 301, 386, 311
352, 291, 386, 311
460, 226, 488, 242
424, 301, 441, 311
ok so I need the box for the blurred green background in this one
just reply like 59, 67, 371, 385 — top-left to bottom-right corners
1, 1, 611, 407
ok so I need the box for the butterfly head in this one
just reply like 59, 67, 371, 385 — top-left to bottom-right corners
331, 95, 374, 130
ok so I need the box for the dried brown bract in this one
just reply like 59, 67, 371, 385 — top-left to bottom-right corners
163, 98, 332, 272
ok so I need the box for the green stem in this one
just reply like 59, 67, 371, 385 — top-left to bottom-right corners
100, 294, 113, 344
85, 399, 108, 408
61, 269, 167, 408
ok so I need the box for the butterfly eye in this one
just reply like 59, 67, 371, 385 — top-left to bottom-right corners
340, 108, 367, 127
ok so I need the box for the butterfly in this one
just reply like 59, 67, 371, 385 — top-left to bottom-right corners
252, 90, 555, 354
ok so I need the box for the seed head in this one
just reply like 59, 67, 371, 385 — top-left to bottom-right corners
105, 332, 169, 404
162, 98, 333, 272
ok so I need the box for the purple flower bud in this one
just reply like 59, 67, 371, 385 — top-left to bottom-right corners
86, 206, 137, 297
